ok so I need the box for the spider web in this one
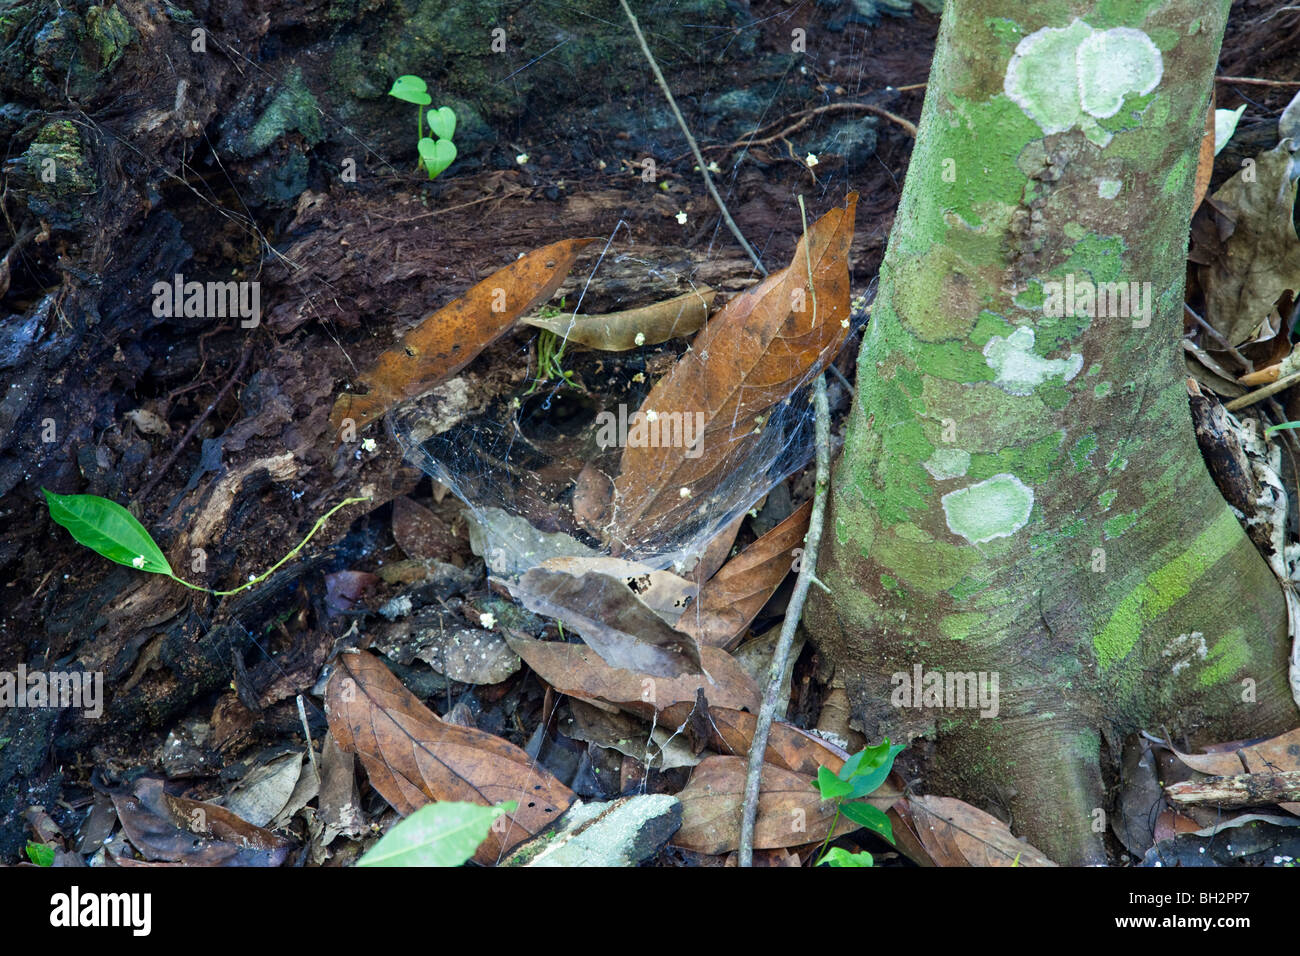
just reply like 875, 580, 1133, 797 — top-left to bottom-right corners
385, 299, 846, 575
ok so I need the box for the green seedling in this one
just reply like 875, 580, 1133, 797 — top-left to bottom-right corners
42, 488, 368, 596
388, 75, 458, 180
812, 737, 904, 867
523, 299, 578, 395
25, 841, 54, 867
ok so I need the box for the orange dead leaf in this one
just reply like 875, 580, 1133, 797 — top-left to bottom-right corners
609, 194, 856, 550
676, 500, 811, 649
329, 237, 596, 435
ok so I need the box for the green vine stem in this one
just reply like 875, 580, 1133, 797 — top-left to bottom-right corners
168, 496, 370, 595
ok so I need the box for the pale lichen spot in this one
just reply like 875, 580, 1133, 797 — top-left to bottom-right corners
922, 447, 971, 480
1076, 28, 1162, 119
942, 474, 1035, 545
983, 326, 1083, 396
1163, 631, 1208, 676
1096, 178, 1122, 199
1004, 19, 1163, 147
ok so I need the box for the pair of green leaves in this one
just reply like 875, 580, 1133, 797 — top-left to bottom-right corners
389, 75, 458, 180
357, 801, 516, 866
813, 738, 904, 866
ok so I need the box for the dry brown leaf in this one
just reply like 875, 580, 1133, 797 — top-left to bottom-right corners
1192, 95, 1215, 213
110, 777, 292, 866
908, 794, 1058, 867
609, 194, 857, 549
1194, 146, 1300, 347
324, 650, 574, 863
329, 237, 596, 434
508, 567, 703, 677
391, 496, 459, 560
535, 555, 697, 622
505, 634, 759, 716
676, 500, 811, 649
521, 287, 715, 350
673, 755, 856, 854
688, 512, 745, 586
660, 702, 842, 776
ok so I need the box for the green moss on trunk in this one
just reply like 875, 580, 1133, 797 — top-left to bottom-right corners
808, 0, 1296, 864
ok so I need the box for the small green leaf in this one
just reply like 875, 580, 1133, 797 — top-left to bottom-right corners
820, 846, 873, 867
423, 138, 457, 179
417, 136, 437, 171
1265, 420, 1300, 436
43, 489, 173, 576
838, 800, 895, 843
840, 739, 904, 800
357, 801, 515, 867
815, 765, 854, 800
389, 74, 431, 106
25, 841, 55, 867
427, 106, 457, 142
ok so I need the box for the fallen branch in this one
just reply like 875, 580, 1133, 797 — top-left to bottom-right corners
1165, 769, 1300, 807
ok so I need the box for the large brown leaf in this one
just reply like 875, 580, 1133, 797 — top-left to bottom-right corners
329, 237, 595, 434
324, 650, 574, 863
672, 755, 857, 854
505, 634, 759, 716
676, 500, 811, 648
609, 194, 857, 546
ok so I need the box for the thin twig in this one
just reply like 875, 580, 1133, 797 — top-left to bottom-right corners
1215, 75, 1300, 87
675, 102, 918, 166
1184, 302, 1252, 371
618, 0, 767, 276
739, 373, 831, 866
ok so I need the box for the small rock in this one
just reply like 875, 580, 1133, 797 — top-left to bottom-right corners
503, 795, 682, 867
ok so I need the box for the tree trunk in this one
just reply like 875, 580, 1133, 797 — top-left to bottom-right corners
807, 0, 1298, 864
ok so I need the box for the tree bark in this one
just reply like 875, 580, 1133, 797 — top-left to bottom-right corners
808, 0, 1298, 864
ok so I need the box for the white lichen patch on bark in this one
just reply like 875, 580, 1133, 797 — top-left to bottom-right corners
1096, 178, 1122, 199
1004, 19, 1162, 147
942, 473, 1035, 544
1163, 630, 1208, 676
983, 326, 1083, 395
923, 447, 972, 480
